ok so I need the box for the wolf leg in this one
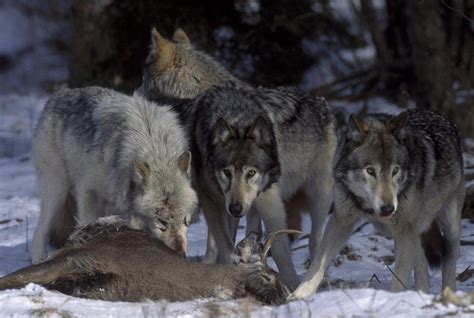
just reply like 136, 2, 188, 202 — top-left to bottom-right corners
437, 193, 462, 291
290, 212, 357, 299
76, 188, 101, 226
202, 230, 218, 264
32, 172, 69, 264
391, 230, 419, 292
255, 185, 299, 290
245, 207, 262, 236
414, 237, 430, 292
200, 194, 234, 265
305, 172, 333, 261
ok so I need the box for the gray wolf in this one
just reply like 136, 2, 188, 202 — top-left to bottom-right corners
183, 85, 337, 289
3, 217, 287, 305
291, 109, 464, 298
31, 87, 197, 263
137, 28, 248, 100
138, 28, 317, 263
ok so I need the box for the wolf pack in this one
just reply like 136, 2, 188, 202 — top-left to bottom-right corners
29, 27, 465, 301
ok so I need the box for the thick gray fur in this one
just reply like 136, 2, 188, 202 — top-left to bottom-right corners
137, 28, 249, 100
183, 84, 338, 290
292, 109, 464, 298
31, 86, 197, 264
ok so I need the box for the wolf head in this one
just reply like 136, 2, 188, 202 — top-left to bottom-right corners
209, 116, 280, 218
139, 28, 239, 99
128, 151, 197, 256
335, 112, 411, 221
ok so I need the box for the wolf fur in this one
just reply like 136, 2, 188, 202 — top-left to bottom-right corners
179, 85, 337, 289
291, 109, 464, 298
138, 28, 314, 260
138, 28, 248, 100
31, 87, 197, 263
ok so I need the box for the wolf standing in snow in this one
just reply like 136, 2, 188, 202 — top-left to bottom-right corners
292, 110, 464, 298
180, 85, 337, 289
31, 87, 197, 264
138, 28, 321, 266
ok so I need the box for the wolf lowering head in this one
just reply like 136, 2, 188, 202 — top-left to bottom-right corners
335, 112, 411, 221
139, 28, 243, 99
127, 151, 196, 256
208, 115, 280, 218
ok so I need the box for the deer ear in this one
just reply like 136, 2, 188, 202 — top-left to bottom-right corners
177, 151, 192, 175
133, 160, 150, 181
213, 118, 236, 145
247, 116, 273, 146
172, 28, 191, 46
149, 28, 176, 69
386, 111, 407, 134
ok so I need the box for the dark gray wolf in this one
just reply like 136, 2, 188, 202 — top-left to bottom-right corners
138, 28, 319, 265
31, 87, 197, 263
182, 85, 337, 289
291, 109, 464, 298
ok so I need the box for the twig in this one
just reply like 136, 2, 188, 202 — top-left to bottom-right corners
440, 0, 474, 23
25, 215, 29, 252
384, 261, 408, 290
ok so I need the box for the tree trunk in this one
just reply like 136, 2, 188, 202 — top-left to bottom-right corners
406, 0, 455, 114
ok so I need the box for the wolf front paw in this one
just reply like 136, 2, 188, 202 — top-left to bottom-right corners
288, 281, 316, 300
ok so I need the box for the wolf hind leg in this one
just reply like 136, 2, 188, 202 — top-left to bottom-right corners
437, 191, 463, 291
32, 171, 69, 264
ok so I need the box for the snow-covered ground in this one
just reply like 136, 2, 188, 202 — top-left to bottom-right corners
0, 95, 474, 317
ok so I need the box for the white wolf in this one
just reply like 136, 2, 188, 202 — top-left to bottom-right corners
31, 86, 197, 263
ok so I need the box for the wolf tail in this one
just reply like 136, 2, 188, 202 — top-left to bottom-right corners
49, 192, 76, 249
421, 221, 448, 269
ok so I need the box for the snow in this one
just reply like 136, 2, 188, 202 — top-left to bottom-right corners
0, 2, 473, 316
0, 112, 473, 315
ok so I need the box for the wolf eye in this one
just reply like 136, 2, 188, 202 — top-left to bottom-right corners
392, 167, 399, 176
157, 218, 169, 231
366, 167, 376, 177
247, 170, 256, 177
223, 169, 232, 178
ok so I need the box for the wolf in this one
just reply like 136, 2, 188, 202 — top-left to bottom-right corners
291, 109, 464, 298
31, 87, 197, 264
138, 28, 314, 262
180, 84, 337, 289
137, 28, 248, 100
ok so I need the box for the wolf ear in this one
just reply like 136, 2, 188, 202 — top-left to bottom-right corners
247, 116, 273, 146
133, 160, 150, 182
386, 111, 407, 134
177, 151, 192, 175
172, 28, 191, 46
150, 28, 175, 67
213, 118, 236, 145
349, 114, 369, 135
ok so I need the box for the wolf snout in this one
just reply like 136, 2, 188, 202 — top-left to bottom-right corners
228, 203, 244, 217
379, 204, 395, 218
173, 237, 188, 257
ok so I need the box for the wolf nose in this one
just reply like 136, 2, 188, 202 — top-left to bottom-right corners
380, 204, 395, 217
229, 203, 243, 217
